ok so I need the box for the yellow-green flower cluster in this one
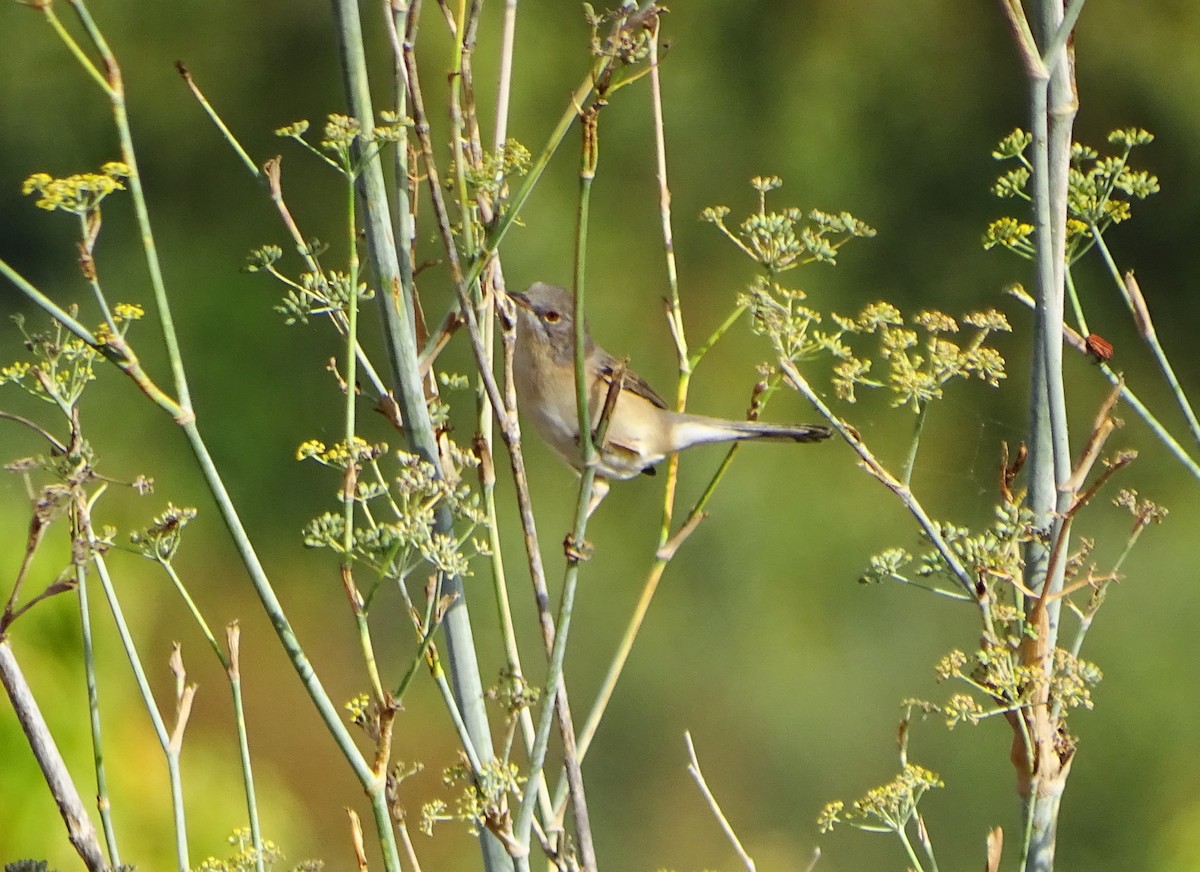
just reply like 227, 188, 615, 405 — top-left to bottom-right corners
704, 177, 874, 275
299, 441, 489, 584
824, 303, 1011, 408
22, 161, 130, 213
129, 503, 198, 562
1, 313, 102, 406
192, 828, 290, 872
436, 759, 525, 837
296, 437, 387, 467
818, 763, 943, 834
985, 127, 1159, 264
275, 113, 408, 177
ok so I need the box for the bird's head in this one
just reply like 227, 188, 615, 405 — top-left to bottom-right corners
509, 282, 591, 364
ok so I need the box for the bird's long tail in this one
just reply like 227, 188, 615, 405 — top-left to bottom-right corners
670, 414, 831, 451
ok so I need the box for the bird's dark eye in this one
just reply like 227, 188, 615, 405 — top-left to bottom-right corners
543, 310, 561, 324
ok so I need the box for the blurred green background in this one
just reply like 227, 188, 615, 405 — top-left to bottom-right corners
2, 1, 1199, 870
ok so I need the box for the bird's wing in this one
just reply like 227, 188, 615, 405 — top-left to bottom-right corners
594, 350, 669, 410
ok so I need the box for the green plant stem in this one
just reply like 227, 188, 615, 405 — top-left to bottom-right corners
472, 29, 615, 267
594, 24, 702, 743
576, 20, 707, 766
4, 249, 403, 869
493, 0, 519, 160
40, 3, 110, 94
450, 0, 554, 825
914, 814, 941, 872
1019, 783, 1038, 871
0, 259, 122, 368
384, 1, 418, 308
476, 460, 559, 831
47, 11, 271, 858
398, 821, 423, 872
392, 569, 445, 697
896, 826, 928, 872
1010, 285, 1200, 480
225, 626, 265, 872
1023, 63, 1072, 621
570, 439, 731, 769
159, 562, 229, 668
517, 109, 608, 870
393, 609, 444, 702
1041, 0, 1088, 67
549, 108, 600, 872
432, 662, 486, 775
75, 555, 120, 867
158, 561, 263, 871
900, 402, 929, 489
178, 74, 390, 400
89, 551, 189, 870
1046, 0, 1081, 617
688, 303, 747, 370
495, 328, 567, 838
573, 161, 596, 467
77, 212, 118, 332
21, 4, 408, 866
340, 3, 512, 868
553, 442, 737, 830
176, 64, 259, 176
650, 27, 693, 551
563, 30, 758, 804
1013, 3, 1079, 870
449, 0, 476, 267
180, 420, 400, 855
1091, 229, 1200, 447
66, 0, 194, 417
1064, 265, 1089, 335
1067, 519, 1149, 660
390, 0, 503, 780
444, 0, 510, 687
684, 732, 757, 872
338, 151, 382, 704
513, 532, 588, 869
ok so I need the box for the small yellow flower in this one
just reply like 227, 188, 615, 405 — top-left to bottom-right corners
113, 302, 144, 322
296, 439, 326, 461
22, 164, 128, 213
0, 361, 31, 384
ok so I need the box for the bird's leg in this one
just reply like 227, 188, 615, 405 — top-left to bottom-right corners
563, 533, 593, 561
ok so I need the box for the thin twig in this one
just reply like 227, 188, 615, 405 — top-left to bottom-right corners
1008, 286, 1200, 481
75, 554, 120, 866
0, 640, 110, 872
684, 732, 756, 872
1091, 233, 1200, 447
0, 411, 69, 452
776, 357, 978, 597
225, 624, 266, 872
402, 5, 582, 868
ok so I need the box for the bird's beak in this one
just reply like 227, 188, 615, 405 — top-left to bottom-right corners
507, 291, 532, 311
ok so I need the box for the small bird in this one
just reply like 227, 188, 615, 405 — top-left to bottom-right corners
509, 282, 831, 514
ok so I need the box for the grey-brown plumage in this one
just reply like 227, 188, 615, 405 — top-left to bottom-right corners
510, 282, 830, 511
